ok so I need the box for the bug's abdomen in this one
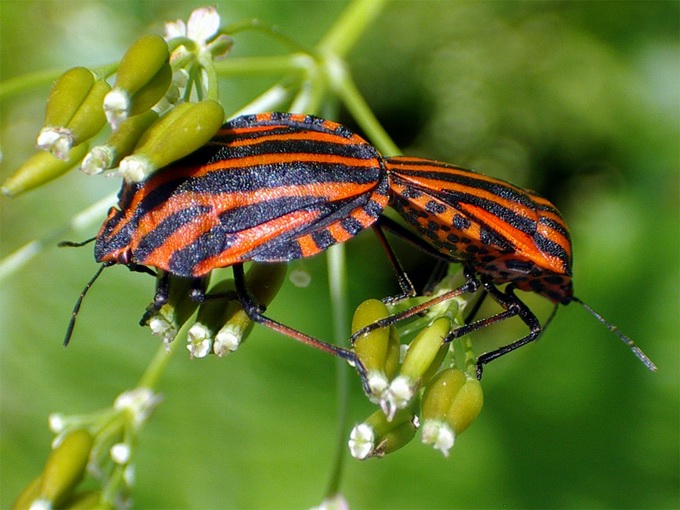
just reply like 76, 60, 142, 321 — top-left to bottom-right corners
385, 156, 574, 302
96, 113, 388, 278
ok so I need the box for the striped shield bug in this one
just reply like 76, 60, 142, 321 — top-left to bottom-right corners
65, 112, 389, 369
350, 156, 656, 378
65, 113, 655, 386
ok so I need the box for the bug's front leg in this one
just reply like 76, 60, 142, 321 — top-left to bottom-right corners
139, 270, 171, 326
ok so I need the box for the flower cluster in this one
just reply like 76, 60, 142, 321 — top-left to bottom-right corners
2, 6, 228, 197
348, 271, 484, 459
13, 388, 161, 509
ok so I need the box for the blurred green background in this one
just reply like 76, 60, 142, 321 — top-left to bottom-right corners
1, 1, 678, 508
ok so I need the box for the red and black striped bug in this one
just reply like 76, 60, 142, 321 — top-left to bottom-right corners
65, 112, 655, 384
351, 155, 656, 376
66, 112, 389, 366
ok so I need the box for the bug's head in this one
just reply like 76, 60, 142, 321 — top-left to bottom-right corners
94, 206, 134, 266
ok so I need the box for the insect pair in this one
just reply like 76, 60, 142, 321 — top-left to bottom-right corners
64, 112, 656, 384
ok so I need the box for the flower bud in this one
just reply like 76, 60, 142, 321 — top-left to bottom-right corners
119, 100, 224, 182
348, 406, 418, 460
2, 143, 89, 197
38, 78, 110, 160
11, 476, 42, 510
380, 317, 451, 418
187, 279, 237, 358
212, 263, 286, 356
400, 316, 451, 382
128, 62, 172, 117
81, 109, 159, 175
62, 491, 107, 510
42, 67, 94, 129
421, 368, 483, 456
142, 274, 202, 343
105, 35, 170, 127
38, 429, 94, 506
352, 300, 393, 402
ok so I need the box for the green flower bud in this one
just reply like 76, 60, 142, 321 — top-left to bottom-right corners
421, 368, 483, 456
38, 79, 110, 160
119, 100, 224, 182
348, 406, 418, 460
380, 317, 451, 418
62, 491, 108, 510
128, 62, 172, 117
81, 110, 159, 175
38, 429, 94, 506
11, 476, 42, 510
105, 35, 170, 128
352, 299, 394, 402
142, 274, 201, 343
384, 326, 401, 380
42, 67, 95, 129
446, 376, 483, 435
212, 263, 286, 356
400, 316, 451, 382
187, 279, 237, 358
2, 143, 89, 197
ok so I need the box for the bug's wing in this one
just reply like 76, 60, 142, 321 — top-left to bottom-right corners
385, 156, 572, 279
131, 114, 388, 278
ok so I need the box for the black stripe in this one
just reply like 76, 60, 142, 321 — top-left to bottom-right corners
311, 229, 336, 251
218, 196, 327, 232
134, 205, 213, 262
391, 174, 537, 237
187, 161, 382, 195
211, 138, 380, 162
394, 168, 535, 209
168, 224, 239, 277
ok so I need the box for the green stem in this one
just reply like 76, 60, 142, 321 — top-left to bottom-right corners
324, 243, 350, 498
136, 334, 183, 390
214, 53, 313, 76
222, 18, 312, 53
329, 59, 399, 155
318, 0, 388, 58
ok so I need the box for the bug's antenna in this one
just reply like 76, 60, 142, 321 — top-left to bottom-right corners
64, 264, 108, 346
572, 296, 657, 372
58, 237, 97, 248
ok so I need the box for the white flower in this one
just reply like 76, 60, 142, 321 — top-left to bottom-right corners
164, 6, 220, 48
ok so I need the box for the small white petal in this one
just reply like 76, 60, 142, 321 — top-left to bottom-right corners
348, 423, 375, 460
187, 323, 213, 358
164, 19, 187, 40
29, 498, 52, 510
119, 154, 154, 183
310, 493, 349, 510
81, 145, 115, 175
214, 325, 242, 356
111, 442, 131, 464
421, 419, 454, 457
48, 413, 66, 433
104, 88, 131, 129
186, 6, 220, 42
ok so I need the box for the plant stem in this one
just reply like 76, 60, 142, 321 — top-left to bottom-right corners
329, 59, 399, 155
325, 243, 350, 498
318, 0, 388, 59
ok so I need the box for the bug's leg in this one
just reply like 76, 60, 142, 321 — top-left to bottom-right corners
445, 280, 542, 379
139, 270, 171, 326
372, 222, 416, 303
349, 265, 482, 345
231, 264, 369, 389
